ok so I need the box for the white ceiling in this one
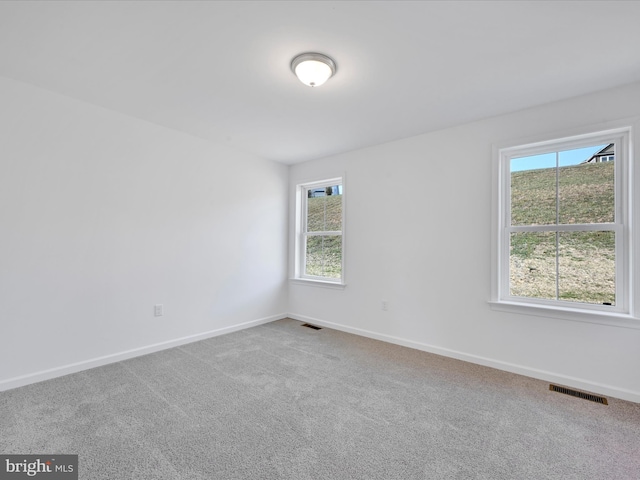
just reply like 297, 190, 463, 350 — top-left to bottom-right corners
1, 1, 640, 164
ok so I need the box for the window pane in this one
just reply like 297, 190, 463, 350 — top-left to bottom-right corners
510, 232, 556, 299
324, 185, 342, 230
306, 193, 324, 232
510, 145, 613, 227
558, 231, 615, 305
510, 154, 556, 226
307, 185, 342, 232
558, 146, 614, 224
305, 235, 342, 279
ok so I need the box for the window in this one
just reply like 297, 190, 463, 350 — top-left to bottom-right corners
493, 128, 631, 317
294, 178, 344, 284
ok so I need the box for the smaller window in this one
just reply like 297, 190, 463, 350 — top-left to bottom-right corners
295, 178, 344, 283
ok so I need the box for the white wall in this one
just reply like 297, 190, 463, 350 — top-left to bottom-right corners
3, 73, 639, 403
0, 76, 289, 389
289, 81, 640, 402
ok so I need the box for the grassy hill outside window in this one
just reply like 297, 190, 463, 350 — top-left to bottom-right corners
295, 178, 344, 285
492, 127, 632, 320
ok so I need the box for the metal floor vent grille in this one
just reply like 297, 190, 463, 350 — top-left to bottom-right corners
549, 384, 608, 405
301, 323, 322, 330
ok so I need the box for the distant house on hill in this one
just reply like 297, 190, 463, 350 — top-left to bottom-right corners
582, 143, 614, 163
308, 185, 343, 198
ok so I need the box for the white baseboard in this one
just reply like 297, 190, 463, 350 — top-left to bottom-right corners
288, 313, 640, 404
0, 313, 286, 392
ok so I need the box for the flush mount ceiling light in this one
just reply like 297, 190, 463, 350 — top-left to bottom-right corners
291, 52, 337, 87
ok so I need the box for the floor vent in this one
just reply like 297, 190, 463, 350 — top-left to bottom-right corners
301, 323, 322, 330
549, 384, 608, 405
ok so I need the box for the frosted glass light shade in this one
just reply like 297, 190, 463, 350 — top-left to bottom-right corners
291, 53, 336, 87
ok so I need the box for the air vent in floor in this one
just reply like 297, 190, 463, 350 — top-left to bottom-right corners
549, 384, 608, 405
301, 323, 322, 330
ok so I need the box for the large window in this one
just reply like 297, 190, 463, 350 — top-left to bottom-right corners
295, 178, 344, 283
493, 128, 631, 316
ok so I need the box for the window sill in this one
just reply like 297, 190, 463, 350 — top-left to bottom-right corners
488, 300, 640, 330
289, 278, 347, 289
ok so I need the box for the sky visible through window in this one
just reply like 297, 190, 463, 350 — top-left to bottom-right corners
511, 144, 607, 172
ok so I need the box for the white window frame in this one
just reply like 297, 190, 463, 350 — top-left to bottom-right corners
292, 177, 345, 287
490, 126, 637, 327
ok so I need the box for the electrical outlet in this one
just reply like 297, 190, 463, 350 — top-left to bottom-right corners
381, 300, 388, 311
154, 304, 163, 317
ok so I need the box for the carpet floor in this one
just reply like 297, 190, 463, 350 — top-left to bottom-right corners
1, 318, 639, 479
